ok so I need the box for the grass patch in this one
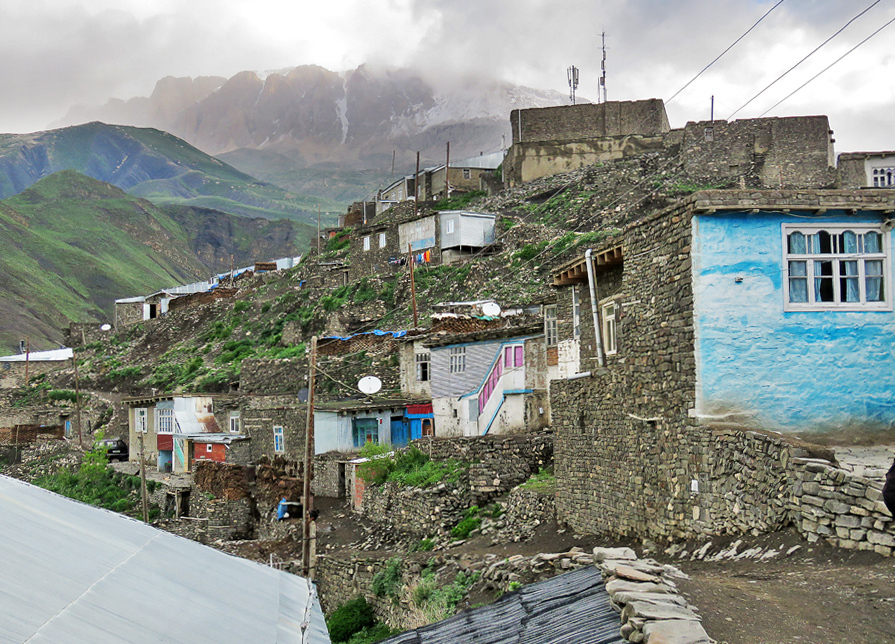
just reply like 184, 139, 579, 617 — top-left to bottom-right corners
371, 557, 403, 599
451, 506, 482, 539
518, 467, 556, 492
357, 444, 469, 489
434, 189, 486, 211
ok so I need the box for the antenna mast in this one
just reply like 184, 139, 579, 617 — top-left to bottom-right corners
600, 31, 608, 103
567, 65, 579, 105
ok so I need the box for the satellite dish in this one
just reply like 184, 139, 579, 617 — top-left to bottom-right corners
358, 376, 382, 395
100, 324, 112, 331
297, 388, 309, 403
481, 302, 501, 317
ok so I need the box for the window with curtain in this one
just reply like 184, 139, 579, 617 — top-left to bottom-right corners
784, 225, 889, 310
352, 418, 379, 447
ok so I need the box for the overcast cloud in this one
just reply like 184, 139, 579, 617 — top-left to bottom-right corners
1, 0, 893, 152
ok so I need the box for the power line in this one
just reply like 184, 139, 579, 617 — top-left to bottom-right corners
728, 0, 882, 119
760, 13, 895, 117
666, 0, 786, 105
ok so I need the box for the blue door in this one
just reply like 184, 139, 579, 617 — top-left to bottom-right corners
391, 417, 409, 448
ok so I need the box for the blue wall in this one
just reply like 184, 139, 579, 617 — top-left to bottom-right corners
692, 210, 895, 433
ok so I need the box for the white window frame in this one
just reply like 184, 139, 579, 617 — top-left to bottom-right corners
229, 411, 241, 434
449, 347, 466, 374
206, 444, 214, 453
378, 232, 386, 248
544, 305, 558, 347
782, 224, 891, 311
273, 426, 284, 453
156, 408, 174, 434
871, 166, 895, 188
135, 408, 147, 434
601, 300, 618, 355
572, 287, 581, 338
445, 219, 455, 235
415, 352, 431, 382
363, 236, 371, 251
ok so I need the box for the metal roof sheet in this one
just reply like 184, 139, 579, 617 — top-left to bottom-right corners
0, 475, 330, 644
0, 348, 73, 362
379, 566, 624, 644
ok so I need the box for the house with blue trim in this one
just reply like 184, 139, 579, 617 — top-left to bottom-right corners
425, 323, 549, 437
551, 189, 895, 436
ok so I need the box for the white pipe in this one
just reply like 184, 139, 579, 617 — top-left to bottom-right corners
566, 371, 592, 381
585, 249, 605, 367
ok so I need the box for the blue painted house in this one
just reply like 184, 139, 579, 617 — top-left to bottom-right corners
553, 189, 895, 436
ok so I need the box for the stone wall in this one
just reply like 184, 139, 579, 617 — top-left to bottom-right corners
0, 360, 70, 389
510, 100, 670, 145
241, 395, 307, 462
240, 359, 308, 395
65, 323, 114, 347
314, 452, 348, 498
358, 479, 469, 538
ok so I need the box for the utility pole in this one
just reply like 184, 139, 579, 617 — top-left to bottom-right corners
302, 336, 317, 578
72, 351, 83, 448
414, 151, 420, 218
445, 142, 451, 199
317, 207, 321, 255
138, 431, 149, 523
408, 244, 419, 328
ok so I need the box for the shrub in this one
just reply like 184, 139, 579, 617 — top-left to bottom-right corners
47, 390, 78, 403
371, 557, 403, 598
414, 538, 435, 552
326, 597, 376, 643
232, 301, 251, 313
451, 506, 482, 539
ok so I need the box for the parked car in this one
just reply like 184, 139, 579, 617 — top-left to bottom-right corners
98, 438, 129, 462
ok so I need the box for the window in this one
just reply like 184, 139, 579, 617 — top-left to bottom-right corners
156, 408, 174, 434
353, 418, 379, 447
206, 444, 214, 453
704, 126, 714, 142
415, 352, 430, 382
379, 232, 386, 248
514, 346, 524, 367
421, 419, 434, 437
602, 301, 618, 355
229, 411, 241, 434
363, 236, 371, 251
784, 225, 889, 310
572, 287, 581, 337
273, 426, 284, 453
872, 167, 894, 187
445, 219, 455, 235
544, 305, 558, 346
462, 169, 471, 180
504, 346, 513, 368
450, 347, 466, 373
135, 408, 147, 434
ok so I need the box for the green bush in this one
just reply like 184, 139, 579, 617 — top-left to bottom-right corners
451, 506, 482, 539
326, 597, 377, 643
233, 301, 251, 313
346, 623, 398, 644
371, 557, 403, 598
414, 538, 435, 552
47, 390, 78, 403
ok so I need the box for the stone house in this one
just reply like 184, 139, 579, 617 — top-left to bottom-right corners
839, 151, 895, 189
124, 394, 241, 473
0, 348, 73, 389
550, 188, 895, 540
417, 151, 505, 201
239, 395, 306, 464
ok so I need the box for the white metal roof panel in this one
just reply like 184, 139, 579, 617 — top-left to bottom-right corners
0, 475, 330, 644
0, 348, 73, 362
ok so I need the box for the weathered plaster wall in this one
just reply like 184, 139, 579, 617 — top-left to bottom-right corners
691, 210, 895, 432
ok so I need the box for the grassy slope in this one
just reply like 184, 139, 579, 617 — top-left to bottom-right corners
0, 171, 215, 353
0, 123, 340, 230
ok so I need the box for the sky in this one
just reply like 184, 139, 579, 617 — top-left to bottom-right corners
1, 0, 893, 153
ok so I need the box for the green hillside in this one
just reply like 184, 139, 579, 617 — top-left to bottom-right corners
0, 170, 306, 355
0, 122, 342, 233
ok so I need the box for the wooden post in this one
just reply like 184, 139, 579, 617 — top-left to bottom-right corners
445, 141, 451, 199
302, 336, 317, 577
138, 432, 149, 523
24, 338, 30, 387
317, 207, 321, 255
72, 351, 83, 448
414, 151, 420, 218
408, 244, 419, 328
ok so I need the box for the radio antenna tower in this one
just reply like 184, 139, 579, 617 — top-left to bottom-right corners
600, 32, 608, 103
567, 65, 579, 105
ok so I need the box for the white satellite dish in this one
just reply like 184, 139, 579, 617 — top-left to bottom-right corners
358, 375, 382, 395
481, 302, 501, 317
100, 324, 112, 331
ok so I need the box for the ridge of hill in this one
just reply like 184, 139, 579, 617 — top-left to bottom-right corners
0, 122, 342, 231
0, 170, 308, 354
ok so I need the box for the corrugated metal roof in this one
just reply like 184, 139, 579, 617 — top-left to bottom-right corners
0, 475, 330, 644
380, 566, 624, 644
0, 348, 73, 362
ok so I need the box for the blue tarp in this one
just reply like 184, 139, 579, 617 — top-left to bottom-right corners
323, 330, 408, 341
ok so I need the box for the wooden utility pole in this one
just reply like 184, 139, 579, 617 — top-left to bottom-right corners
445, 142, 451, 199
24, 338, 30, 387
72, 351, 83, 447
317, 207, 321, 255
413, 151, 420, 218
302, 336, 318, 578
138, 431, 149, 523
408, 244, 419, 328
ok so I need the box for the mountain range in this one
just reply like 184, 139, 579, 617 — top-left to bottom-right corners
54, 64, 575, 200
0, 170, 308, 354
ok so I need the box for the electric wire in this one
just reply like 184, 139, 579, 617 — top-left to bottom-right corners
666, 0, 786, 105
760, 14, 895, 117
728, 0, 882, 119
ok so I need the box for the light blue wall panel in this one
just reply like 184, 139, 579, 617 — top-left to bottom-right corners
692, 210, 895, 433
